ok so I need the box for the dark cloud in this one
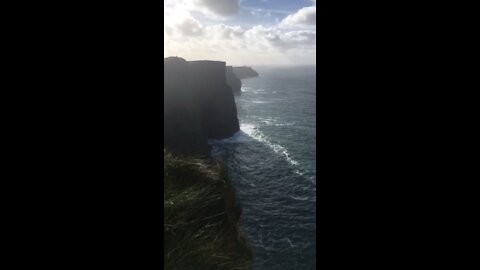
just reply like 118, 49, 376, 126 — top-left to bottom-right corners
193, 0, 240, 17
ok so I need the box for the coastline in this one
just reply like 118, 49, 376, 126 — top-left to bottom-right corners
163, 57, 258, 269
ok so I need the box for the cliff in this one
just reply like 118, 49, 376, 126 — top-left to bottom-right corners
232, 66, 259, 79
164, 57, 251, 270
164, 57, 240, 154
164, 151, 253, 269
225, 66, 242, 93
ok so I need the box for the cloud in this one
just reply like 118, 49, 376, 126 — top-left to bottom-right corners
164, 7, 204, 37
176, 16, 204, 36
245, 25, 315, 51
206, 24, 245, 39
163, 1, 316, 65
251, 8, 271, 18
281, 6, 316, 28
192, 0, 240, 17
165, 22, 316, 65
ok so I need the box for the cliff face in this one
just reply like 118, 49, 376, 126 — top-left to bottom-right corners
225, 66, 242, 93
164, 57, 207, 154
164, 58, 250, 269
232, 66, 259, 79
164, 151, 253, 269
164, 57, 240, 154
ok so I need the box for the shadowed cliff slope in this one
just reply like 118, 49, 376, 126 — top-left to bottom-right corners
164, 57, 240, 154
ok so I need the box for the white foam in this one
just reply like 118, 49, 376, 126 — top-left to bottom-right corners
275, 122, 295, 126
241, 87, 264, 94
258, 118, 294, 127
252, 100, 270, 104
240, 123, 301, 168
209, 123, 306, 177
240, 123, 257, 138
289, 195, 310, 201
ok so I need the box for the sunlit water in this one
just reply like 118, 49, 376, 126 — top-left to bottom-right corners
210, 66, 316, 270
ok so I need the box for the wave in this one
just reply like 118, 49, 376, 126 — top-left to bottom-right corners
259, 119, 295, 127
251, 100, 271, 104
241, 86, 265, 94
240, 123, 300, 168
209, 123, 308, 178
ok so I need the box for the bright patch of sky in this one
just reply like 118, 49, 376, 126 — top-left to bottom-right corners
164, 0, 316, 66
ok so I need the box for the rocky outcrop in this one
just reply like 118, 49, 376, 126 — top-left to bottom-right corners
226, 66, 242, 93
164, 57, 240, 154
232, 66, 259, 79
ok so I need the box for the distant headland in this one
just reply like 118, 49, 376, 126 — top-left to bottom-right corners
233, 66, 258, 80
232, 66, 259, 80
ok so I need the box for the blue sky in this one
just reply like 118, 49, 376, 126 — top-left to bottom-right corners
164, 0, 316, 66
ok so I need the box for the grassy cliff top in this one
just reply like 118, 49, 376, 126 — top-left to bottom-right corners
164, 151, 253, 270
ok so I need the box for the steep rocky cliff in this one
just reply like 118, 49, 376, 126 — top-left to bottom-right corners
164, 57, 240, 154
164, 151, 253, 269
164, 58, 251, 269
232, 66, 259, 79
226, 66, 242, 93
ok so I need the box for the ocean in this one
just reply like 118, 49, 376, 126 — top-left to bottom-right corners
210, 66, 316, 270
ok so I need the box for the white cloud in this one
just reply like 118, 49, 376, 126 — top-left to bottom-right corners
245, 25, 315, 51
281, 6, 316, 28
164, 1, 316, 65
165, 21, 315, 65
176, 16, 204, 36
206, 24, 245, 39
164, 8, 204, 37
251, 8, 272, 18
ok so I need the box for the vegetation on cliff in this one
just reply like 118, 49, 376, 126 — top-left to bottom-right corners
164, 151, 253, 270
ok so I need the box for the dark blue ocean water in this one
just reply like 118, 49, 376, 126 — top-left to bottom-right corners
210, 66, 316, 270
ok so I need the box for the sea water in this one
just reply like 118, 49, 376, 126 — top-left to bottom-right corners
210, 66, 316, 270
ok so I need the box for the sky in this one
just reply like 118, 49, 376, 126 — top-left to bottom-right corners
164, 0, 316, 66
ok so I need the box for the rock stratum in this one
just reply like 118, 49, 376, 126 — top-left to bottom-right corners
164, 57, 240, 154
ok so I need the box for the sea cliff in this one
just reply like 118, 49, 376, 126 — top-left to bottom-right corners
164, 57, 240, 155
163, 57, 252, 269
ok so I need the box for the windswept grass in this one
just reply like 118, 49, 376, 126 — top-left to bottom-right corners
164, 151, 253, 270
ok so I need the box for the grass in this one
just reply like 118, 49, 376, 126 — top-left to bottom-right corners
164, 151, 253, 270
